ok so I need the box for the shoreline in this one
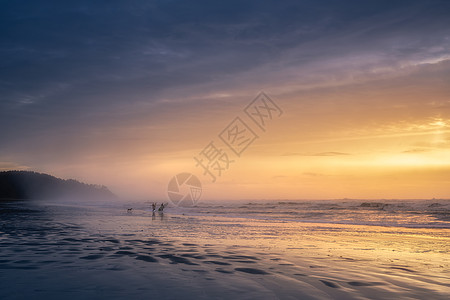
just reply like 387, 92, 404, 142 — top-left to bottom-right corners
166, 208, 450, 230
1, 201, 449, 299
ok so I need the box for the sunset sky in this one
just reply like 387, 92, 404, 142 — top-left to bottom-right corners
1, 0, 449, 200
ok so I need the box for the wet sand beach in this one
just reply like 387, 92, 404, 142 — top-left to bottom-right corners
1, 201, 449, 299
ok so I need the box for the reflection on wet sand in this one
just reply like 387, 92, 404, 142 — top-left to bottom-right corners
0, 201, 449, 299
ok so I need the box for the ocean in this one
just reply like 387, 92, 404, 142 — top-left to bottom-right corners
170, 199, 450, 228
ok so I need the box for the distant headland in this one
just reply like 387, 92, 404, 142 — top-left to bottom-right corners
0, 171, 116, 201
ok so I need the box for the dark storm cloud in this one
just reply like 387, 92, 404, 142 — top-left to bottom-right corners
1, 0, 450, 159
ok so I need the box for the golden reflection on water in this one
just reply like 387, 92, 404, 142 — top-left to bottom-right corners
161, 216, 450, 272
56, 205, 450, 297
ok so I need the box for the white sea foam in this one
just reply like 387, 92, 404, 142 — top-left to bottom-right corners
165, 199, 450, 229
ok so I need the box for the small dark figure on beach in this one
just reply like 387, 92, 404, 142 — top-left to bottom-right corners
152, 203, 156, 212
158, 203, 165, 212
127, 208, 133, 212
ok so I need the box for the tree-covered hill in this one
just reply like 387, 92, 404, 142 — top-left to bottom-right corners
0, 171, 116, 200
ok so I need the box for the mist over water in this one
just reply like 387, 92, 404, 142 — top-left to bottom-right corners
18, 197, 450, 230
